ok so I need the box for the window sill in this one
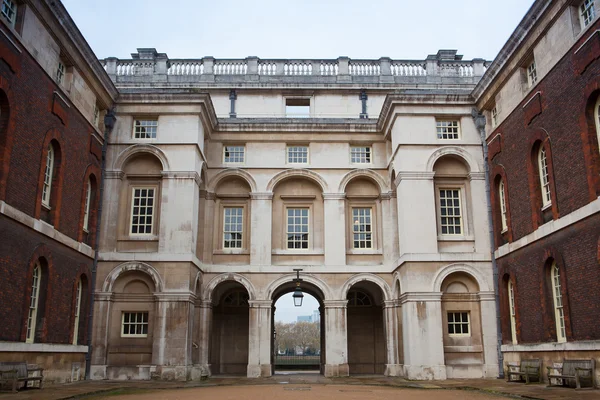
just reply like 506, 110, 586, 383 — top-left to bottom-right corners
272, 249, 324, 256
500, 228, 508, 234
541, 202, 552, 211
122, 235, 159, 242
347, 249, 382, 255
41, 203, 51, 211
213, 249, 249, 255
437, 235, 475, 242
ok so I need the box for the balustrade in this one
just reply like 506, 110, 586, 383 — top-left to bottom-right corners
349, 61, 380, 76
168, 60, 204, 75
391, 61, 426, 76
214, 61, 247, 75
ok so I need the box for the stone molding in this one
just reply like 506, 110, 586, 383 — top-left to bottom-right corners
94, 292, 114, 301
396, 171, 436, 182
0, 342, 88, 353
399, 292, 443, 303
501, 340, 600, 353
468, 172, 486, 181
104, 170, 125, 180
250, 192, 274, 200
161, 171, 203, 187
154, 292, 196, 302
322, 193, 346, 200
323, 300, 348, 308
248, 300, 273, 308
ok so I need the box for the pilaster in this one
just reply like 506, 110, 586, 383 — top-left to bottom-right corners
247, 300, 273, 378
250, 192, 273, 265
479, 292, 500, 377
323, 300, 349, 377
323, 193, 346, 266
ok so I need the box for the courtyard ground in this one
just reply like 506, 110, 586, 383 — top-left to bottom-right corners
0, 373, 598, 400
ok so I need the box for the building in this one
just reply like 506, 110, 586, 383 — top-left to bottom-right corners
474, 0, 600, 385
296, 316, 312, 323
0, 0, 116, 383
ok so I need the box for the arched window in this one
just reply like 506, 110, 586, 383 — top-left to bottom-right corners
26, 263, 41, 343
507, 280, 517, 344
83, 178, 92, 232
499, 179, 508, 232
41, 144, 55, 207
538, 147, 551, 208
551, 262, 566, 343
72, 280, 82, 345
595, 96, 600, 155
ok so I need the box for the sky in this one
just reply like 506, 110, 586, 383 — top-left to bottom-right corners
62, 0, 535, 61
274, 292, 319, 323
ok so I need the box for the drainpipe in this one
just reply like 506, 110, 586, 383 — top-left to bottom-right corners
472, 108, 504, 379
85, 109, 117, 380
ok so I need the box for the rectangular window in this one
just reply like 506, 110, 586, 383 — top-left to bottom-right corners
26, 265, 41, 343
83, 179, 92, 232
42, 145, 54, 208
491, 106, 498, 128
538, 148, 551, 207
73, 280, 82, 345
508, 280, 517, 344
287, 208, 309, 249
350, 146, 372, 164
447, 312, 470, 336
352, 208, 372, 249
551, 264, 566, 343
439, 189, 462, 235
1, 0, 16, 27
287, 146, 309, 164
56, 61, 65, 85
121, 312, 149, 337
133, 119, 158, 139
285, 98, 310, 118
499, 180, 508, 233
223, 145, 245, 163
580, 0, 596, 28
436, 120, 460, 139
527, 60, 537, 88
223, 207, 243, 249
130, 188, 155, 235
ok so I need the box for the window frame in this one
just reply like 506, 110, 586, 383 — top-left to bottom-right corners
1, 0, 17, 27
537, 147, 552, 209
491, 106, 498, 128
499, 179, 508, 233
286, 207, 310, 250
350, 146, 372, 164
580, 0, 596, 28
83, 178, 92, 233
72, 280, 82, 345
508, 280, 517, 344
286, 145, 309, 164
121, 312, 149, 338
447, 311, 471, 337
132, 119, 158, 140
26, 264, 41, 344
41, 145, 55, 208
437, 187, 464, 236
551, 262, 567, 343
223, 145, 245, 164
129, 186, 157, 236
526, 59, 537, 88
595, 96, 600, 155
436, 119, 461, 140
223, 206, 244, 249
351, 207, 373, 249
56, 61, 66, 86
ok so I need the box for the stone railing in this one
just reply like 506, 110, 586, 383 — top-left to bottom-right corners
102, 48, 491, 85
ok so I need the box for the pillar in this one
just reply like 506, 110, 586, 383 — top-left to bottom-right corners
381, 192, 399, 264
247, 300, 272, 378
195, 300, 213, 378
480, 292, 500, 378
383, 300, 402, 376
159, 174, 200, 253
469, 173, 492, 252
323, 194, 346, 266
90, 292, 113, 380
323, 300, 349, 377
250, 193, 273, 265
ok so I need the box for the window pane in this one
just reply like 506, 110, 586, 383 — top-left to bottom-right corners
439, 189, 462, 235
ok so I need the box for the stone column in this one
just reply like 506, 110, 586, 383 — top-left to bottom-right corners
401, 293, 446, 380
250, 193, 273, 266
200, 57, 215, 82
469, 173, 491, 252
337, 56, 351, 83
100, 171, 124, 251
383, 300, 402, 376
323, 193, 346, 266
247, 300, 273, 378
194, 300, 213, 378
90, 292, 113, 380
152, 293, 195, 381
323, 300, 349, 377
380, 192, 399, 264
379, 57, 394, 83
480, 292, 500, 378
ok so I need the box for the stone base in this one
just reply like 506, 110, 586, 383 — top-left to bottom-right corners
247, 364, 272, 378
151, 365, 189, 381
384, 364, 404, 377
190, 364, 211, 380
324, 363, 349, 377
90, 365, 107, 380
106, 365, 153, 380
445, 364, 483, 379
403, 364, 447, 380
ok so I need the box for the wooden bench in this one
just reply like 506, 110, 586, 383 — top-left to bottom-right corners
506, 359, 541, 383
0, 362, 44, 392
547, 359, 595, 389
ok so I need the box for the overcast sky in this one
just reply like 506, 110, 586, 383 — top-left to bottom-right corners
275, 293, 320, 323
62, 0, 534, 61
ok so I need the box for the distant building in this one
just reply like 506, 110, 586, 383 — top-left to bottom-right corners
312, 310, 321, 324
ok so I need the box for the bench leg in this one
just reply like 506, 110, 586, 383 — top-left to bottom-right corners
575, 374, 581, 389
12, 378, 17, 393
525, 374, 530, 384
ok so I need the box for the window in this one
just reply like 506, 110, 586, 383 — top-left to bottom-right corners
285, 98, 310, 118
121, 312, 148, 337
93, 104, 100, 127
439, 189, 462, 235
56, 61, 65, 85
72, 280, 82, 345
83, 179, 92, 232
130, 188, 155, 235
287, 146, 309, 164
286, 208, 309, 249
26, 264, 41, 343
436, 120, 460, 139
491, 106, 498, 128
551, 263, 566, 343
580, 0, 596, 28
537, 147, 551, 208
499, 180, 508, 232
508, 280, 517, 344
347, 290, 372, 307
1, 0, 16, 27
352, 208, 372, 249
527, 60, 537, 88
350, 146, 372, 164
595, 97, 600, 153
223, 207, 243, 249
447, 312, 470, 336
223, 145, 245, 163
133, 119, 158, 139
42, 145, 55, 208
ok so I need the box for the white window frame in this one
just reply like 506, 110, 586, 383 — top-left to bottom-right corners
350, 146, 372, 164
595, 97, 600, 155
287, 145, 309, 164
286, 207, 309, 250
499, 180, 508, 233
41, 145, 54, 208
580, 0, 596, 28
129, 187, 156, 236
436, 120, 461, 140
352, 207, 373, 249
223, 145, 245, 164
133, 119, 158, 139
121, 312, 149, 338
551, 263, 567, 343
491, 106, 498, 128
508, 280, 517, 344
527, 60, 537, 88
223, 207, 243, 249
26, 264, 41, 344
72, 280, 82, 345
83, 179, 92, 232
1, 0, 17, 27
538, 147, 552, 209
56, 61, 65, 86
447, 311, 471, 337
438, 188, 463, 236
